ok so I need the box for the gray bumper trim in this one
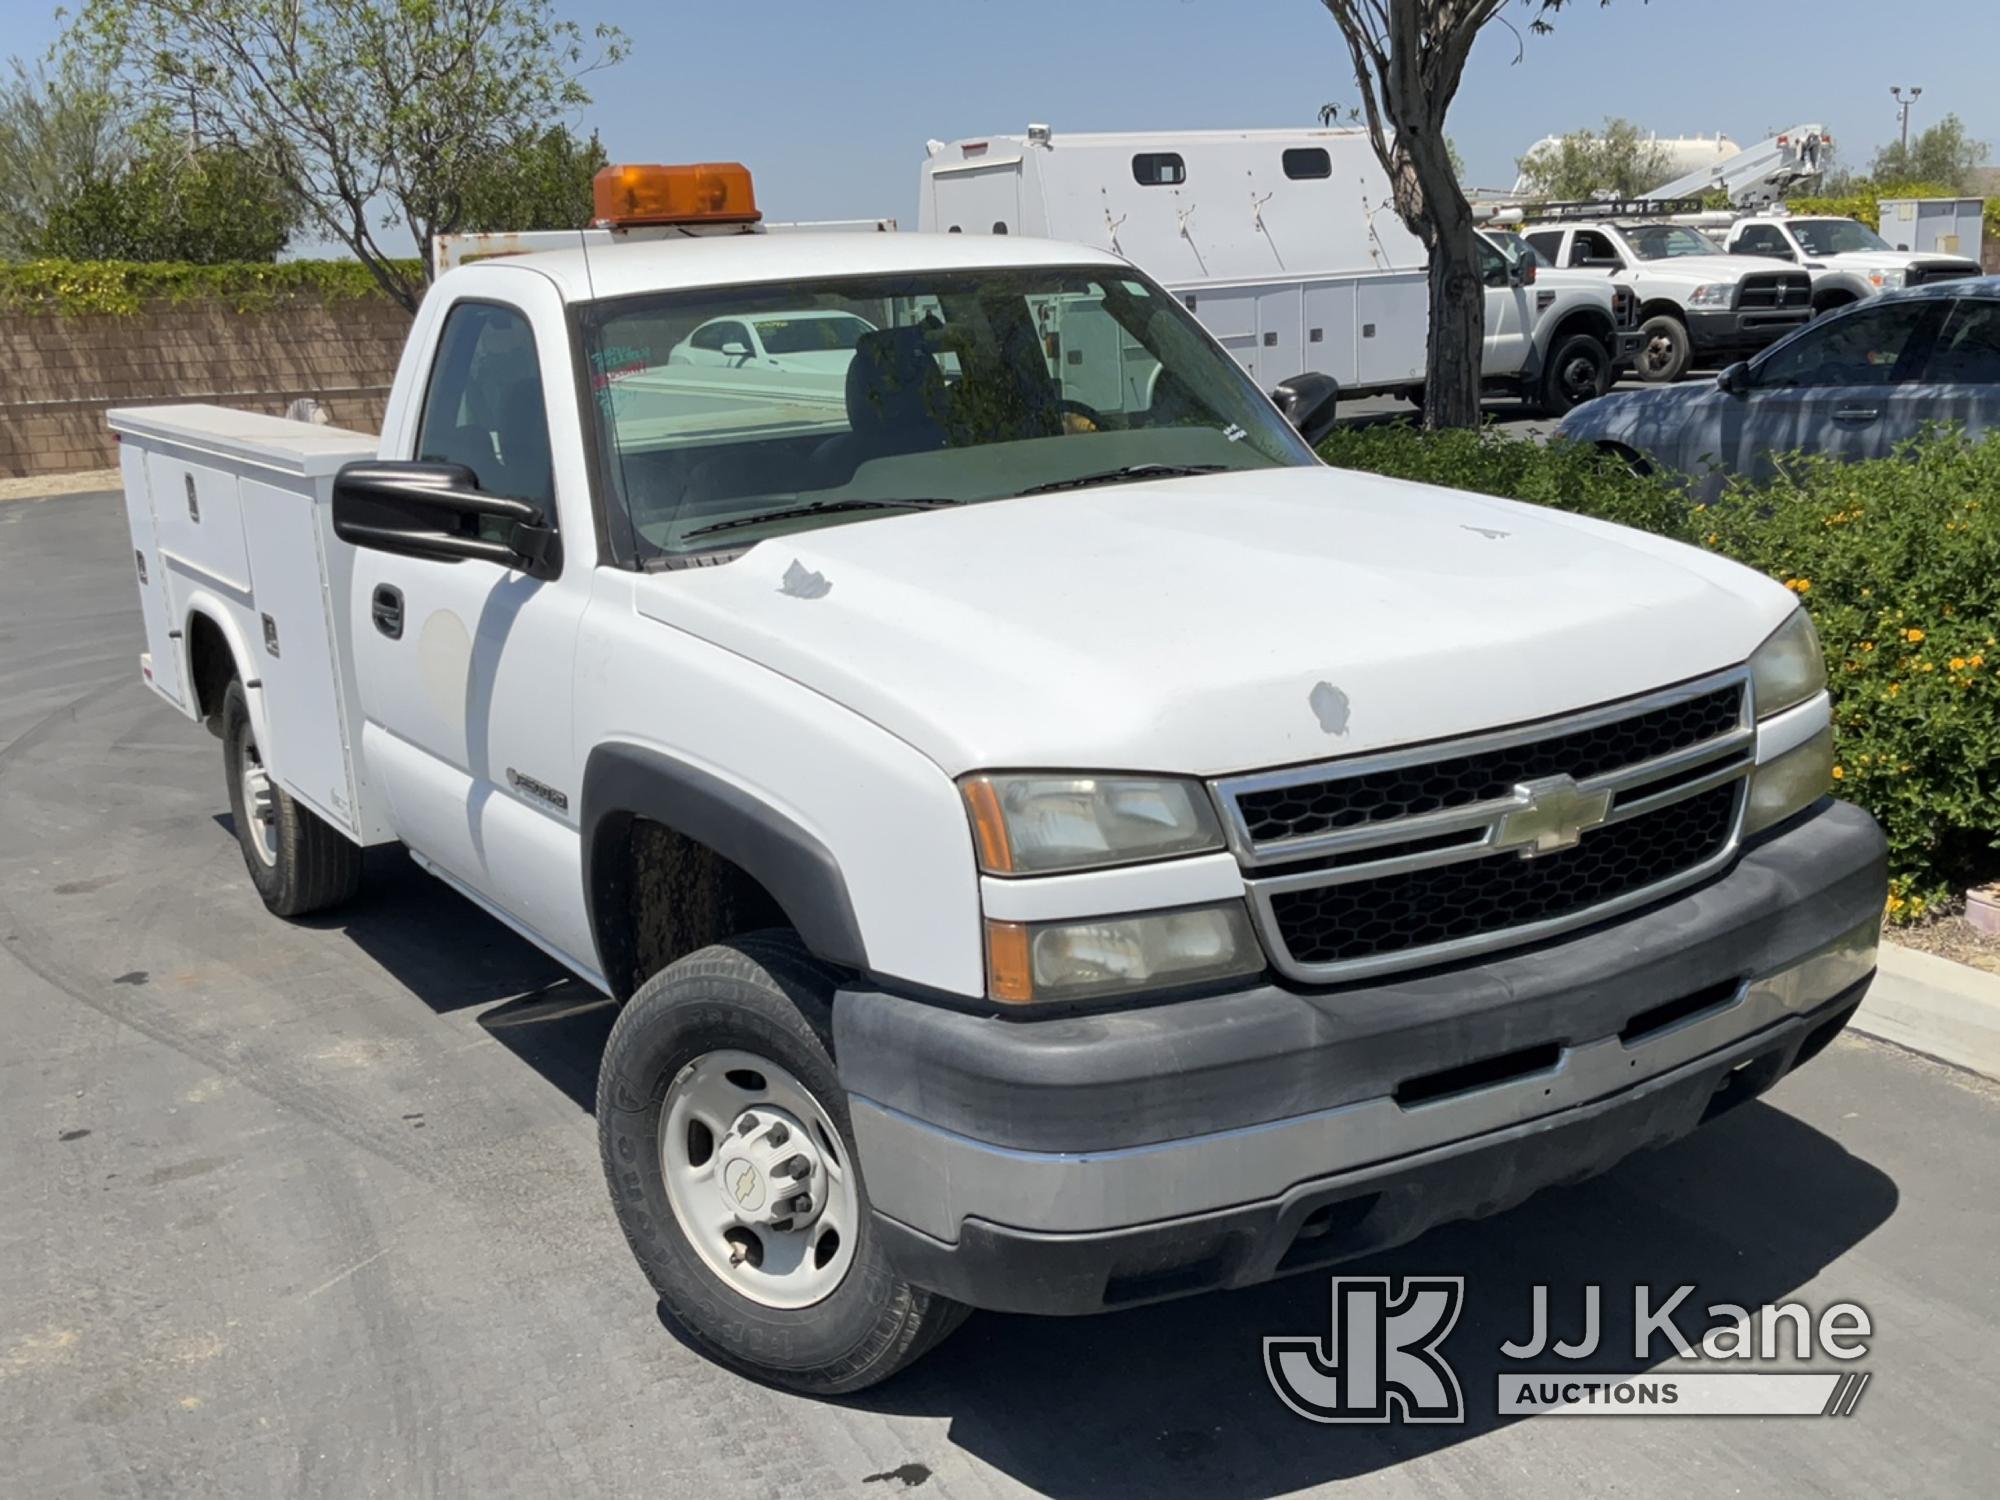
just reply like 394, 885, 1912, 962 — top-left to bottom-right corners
850, 918, 1876, 1239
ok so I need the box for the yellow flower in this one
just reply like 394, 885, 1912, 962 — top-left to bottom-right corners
1905, 628, 1926, 643
1951, 658, 1967, 671
1861, 641, 1874, 651
1784, 578, 1812, 593
1831, 765, 1845, 780
1972, 655, 1986, 668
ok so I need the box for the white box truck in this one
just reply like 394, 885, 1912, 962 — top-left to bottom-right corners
113, 159, 1884, 1396
919, 125, 1641, 413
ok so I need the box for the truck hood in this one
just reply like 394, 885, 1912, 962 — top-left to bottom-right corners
1813, 250, 1980, 273
1625, 254, 1772, 285
633, 467, 1794, 777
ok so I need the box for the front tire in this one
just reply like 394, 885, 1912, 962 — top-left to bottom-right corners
1635, 314, 1691, 383
1538, 332, 1613, 416
597, 932, 968, 1394
220, 679, 362, 917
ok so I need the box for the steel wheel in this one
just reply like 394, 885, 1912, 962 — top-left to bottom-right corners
238, 733, 279, 867
659, 1048, 858, 1310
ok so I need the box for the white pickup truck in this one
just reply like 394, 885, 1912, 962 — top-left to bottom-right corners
1722, 213, 1982, 311
113, 161, 1885, 1395
1523, 210, 1814, 383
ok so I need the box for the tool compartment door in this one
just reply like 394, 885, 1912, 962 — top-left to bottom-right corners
117, 439, 187, 707
238, 477, 361, 838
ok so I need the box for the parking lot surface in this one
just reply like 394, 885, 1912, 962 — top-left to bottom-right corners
4, 488, 1998, 1498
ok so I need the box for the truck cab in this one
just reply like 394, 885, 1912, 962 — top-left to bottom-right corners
113, 160, 1885, 1396
1724, 212, 1981, 312
1523, 211, 1813, 382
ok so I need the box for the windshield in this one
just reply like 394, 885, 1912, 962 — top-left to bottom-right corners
581, 265, 1316, 560
1790, 219, 1893, 257
755, 314, 873, 355
1622, 224, 1723, 261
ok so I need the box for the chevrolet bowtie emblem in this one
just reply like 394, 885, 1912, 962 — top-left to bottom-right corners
1493, 774, 1613, 857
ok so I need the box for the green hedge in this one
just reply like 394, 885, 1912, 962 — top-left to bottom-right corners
1316, 424, 2000, 921
0, 258, 423, 316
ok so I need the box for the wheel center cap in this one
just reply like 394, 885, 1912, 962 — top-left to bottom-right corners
714, 1106, 821, 1227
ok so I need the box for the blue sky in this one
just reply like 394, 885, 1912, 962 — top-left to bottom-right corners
15, 0, 1998, 234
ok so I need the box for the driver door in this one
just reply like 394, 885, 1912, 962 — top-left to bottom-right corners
348, 274, 600, 976
1479, 238, 1531, 376
1725, 298, 1949, 485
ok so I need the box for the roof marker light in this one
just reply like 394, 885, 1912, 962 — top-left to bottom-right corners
591, 163, 761, 229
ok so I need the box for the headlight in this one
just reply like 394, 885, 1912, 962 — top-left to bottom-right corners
985, 902, 1263, 1003
1869, 268, 1906, 290
960, 773, 1224, 875
1688, 283, 1735, 309
1745, 726, 1833, 835
1749, 608, 1826, 719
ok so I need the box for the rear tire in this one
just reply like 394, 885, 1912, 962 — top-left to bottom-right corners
1635, 314, 1691, 383
598, 931, 969, 1394
220, 678, 362, 917
1538, 333, 1613, 416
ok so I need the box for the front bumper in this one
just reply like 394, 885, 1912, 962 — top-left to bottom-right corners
1687, 306, 1812, 355
1612, 329, 1647, 369
836, 799, 1886, 1315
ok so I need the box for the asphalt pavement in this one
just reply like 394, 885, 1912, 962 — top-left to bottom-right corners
4, 488, 1998, 1498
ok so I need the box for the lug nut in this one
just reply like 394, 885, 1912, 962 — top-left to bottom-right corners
765, 1121, 790, 1147
737, 1113, 759, 1136
780, 1154, 812, 1179
790, 1194, 813, 1215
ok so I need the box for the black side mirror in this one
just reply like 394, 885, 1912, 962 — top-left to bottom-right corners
1717, 362, 1752, 396
332, 460, 559, 577
1272, 371, 1340, 447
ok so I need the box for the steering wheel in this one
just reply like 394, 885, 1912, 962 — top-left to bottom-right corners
1057, 397, 1107, 434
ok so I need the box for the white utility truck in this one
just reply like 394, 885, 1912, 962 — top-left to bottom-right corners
1721, 211, 1982, 311
920, 126, 1641, 414
114, 160, 1884, 1394
1522, 200, 1815, 382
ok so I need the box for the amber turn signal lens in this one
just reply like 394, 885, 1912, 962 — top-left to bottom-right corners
984, 920, 1034, 1004
592, 163, 761, 228
960, 776, 1014, 874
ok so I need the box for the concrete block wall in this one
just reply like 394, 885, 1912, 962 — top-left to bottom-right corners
0, 294, 412, 477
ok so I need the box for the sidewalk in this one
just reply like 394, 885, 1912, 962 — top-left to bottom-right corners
0, 468, 120, 502
1854, 941, 2000, 1082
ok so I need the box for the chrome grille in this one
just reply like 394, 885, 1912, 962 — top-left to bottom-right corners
1213, 671, 1753, 984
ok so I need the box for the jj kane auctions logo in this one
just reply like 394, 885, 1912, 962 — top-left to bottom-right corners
1266, 1277, 1874, 1423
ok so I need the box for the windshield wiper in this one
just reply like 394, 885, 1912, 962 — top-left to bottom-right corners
683, 497, 959, 539
1015, 463, 1228, 497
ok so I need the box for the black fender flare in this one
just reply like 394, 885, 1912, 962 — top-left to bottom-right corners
579, 743, 867, 997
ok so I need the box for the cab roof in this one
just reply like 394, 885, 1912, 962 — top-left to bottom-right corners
466, 231, 1129, 305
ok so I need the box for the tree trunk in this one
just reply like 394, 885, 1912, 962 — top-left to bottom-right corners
1423, 215, 1484, 430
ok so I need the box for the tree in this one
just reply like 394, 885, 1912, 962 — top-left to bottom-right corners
1318, 1, 1612, 431
458, 126, 610, 235
0, 55, 131, 259
1516, 117, 1672, 200
40, 136, 298, 261
1868, 113, 1988, 193
66, 0, 628, 309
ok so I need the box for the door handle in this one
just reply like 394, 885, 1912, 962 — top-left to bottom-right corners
1832, 406, 1881, 423
372, 585, 404, 639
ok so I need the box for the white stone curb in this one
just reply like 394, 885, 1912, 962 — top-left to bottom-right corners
1852, 941, 2000, 1082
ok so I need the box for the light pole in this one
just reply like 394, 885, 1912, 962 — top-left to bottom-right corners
1890, 85, 1923, 148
